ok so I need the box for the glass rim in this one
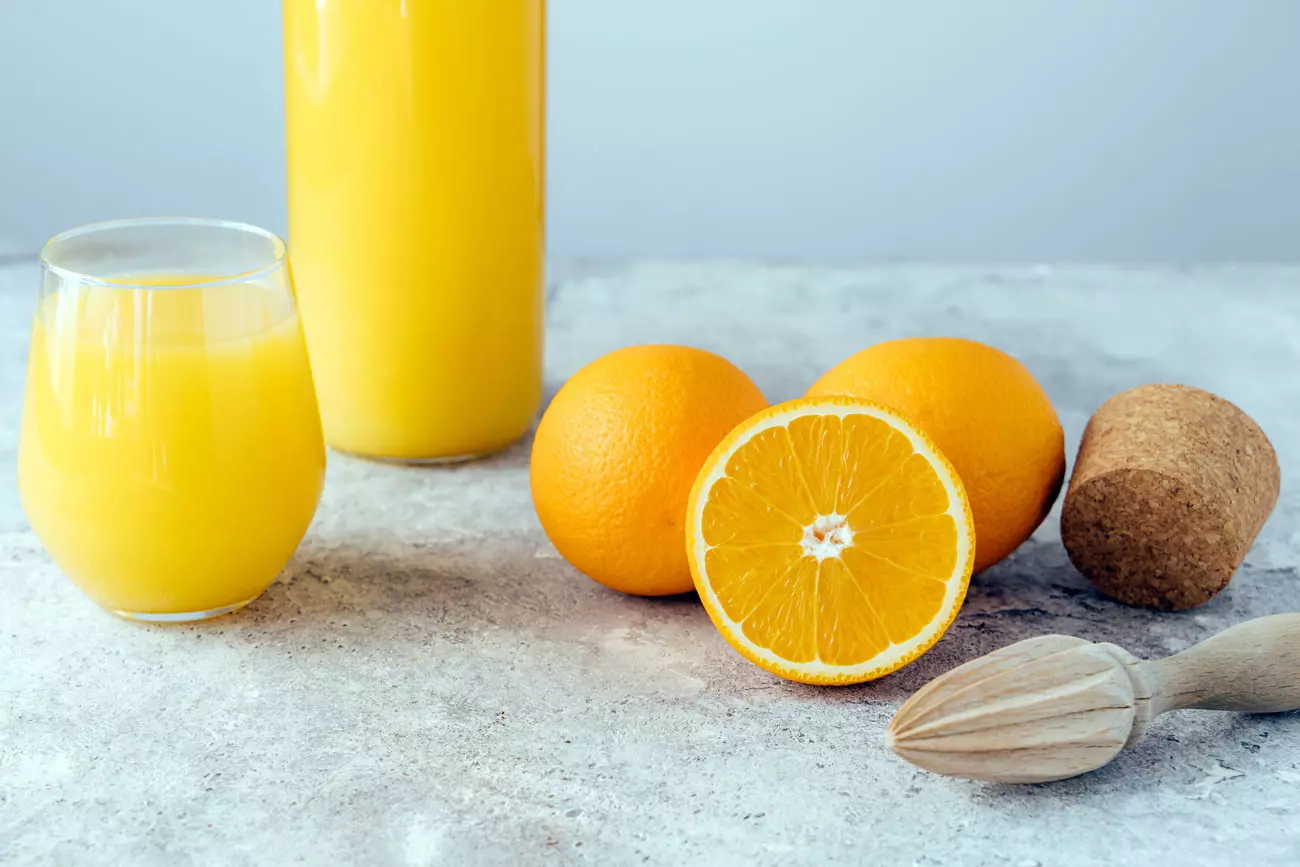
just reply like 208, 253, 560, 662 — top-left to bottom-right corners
39, 216, 288, 290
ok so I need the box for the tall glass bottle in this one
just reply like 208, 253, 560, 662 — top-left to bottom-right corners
284, 0, 545, 461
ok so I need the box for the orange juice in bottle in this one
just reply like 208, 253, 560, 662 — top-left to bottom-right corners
284, 0, 545, 461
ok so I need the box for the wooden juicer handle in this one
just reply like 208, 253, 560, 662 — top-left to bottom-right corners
1139, 613, 1300, 717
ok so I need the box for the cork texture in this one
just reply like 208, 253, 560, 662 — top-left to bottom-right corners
1061, 384, 1280, 610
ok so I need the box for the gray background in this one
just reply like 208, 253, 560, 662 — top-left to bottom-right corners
3, 0, 1299, 262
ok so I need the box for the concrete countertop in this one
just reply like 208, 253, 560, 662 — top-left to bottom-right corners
3, 261, 1299, 866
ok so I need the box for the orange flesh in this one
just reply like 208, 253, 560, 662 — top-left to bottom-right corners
699, 412, 960, 667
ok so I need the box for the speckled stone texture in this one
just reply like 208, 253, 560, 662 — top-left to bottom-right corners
2, 262, 1299, 866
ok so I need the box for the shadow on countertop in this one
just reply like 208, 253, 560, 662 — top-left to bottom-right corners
186, 522, 1298, 706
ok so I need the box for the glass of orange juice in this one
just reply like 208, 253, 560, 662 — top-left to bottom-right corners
17, 218, 326, 621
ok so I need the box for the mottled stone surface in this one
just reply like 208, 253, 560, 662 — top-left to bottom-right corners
3, 261, 1299, 866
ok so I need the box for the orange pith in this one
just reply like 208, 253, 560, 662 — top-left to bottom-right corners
686, 397, 975, 685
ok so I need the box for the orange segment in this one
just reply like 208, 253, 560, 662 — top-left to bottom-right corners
686, 396, 975, 685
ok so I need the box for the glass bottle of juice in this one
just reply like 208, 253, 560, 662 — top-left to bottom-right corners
284, 0, 545, 461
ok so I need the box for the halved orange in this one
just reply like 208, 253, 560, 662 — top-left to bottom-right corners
686, 396, 975, 685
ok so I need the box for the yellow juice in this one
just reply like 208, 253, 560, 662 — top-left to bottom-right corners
17, 279, 325, 616
284, 0, 546, 460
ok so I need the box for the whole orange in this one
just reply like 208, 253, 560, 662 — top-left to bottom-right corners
531, 345, 768, 595
806, 337, 1064, 574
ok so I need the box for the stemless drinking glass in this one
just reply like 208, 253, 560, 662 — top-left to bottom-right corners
17, 218, 326, 621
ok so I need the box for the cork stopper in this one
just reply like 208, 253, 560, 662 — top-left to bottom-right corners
1060, 384, 1279, 610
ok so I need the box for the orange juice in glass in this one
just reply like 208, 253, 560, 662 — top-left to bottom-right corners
17, 218, 326, 620
284, 0, 545, 461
